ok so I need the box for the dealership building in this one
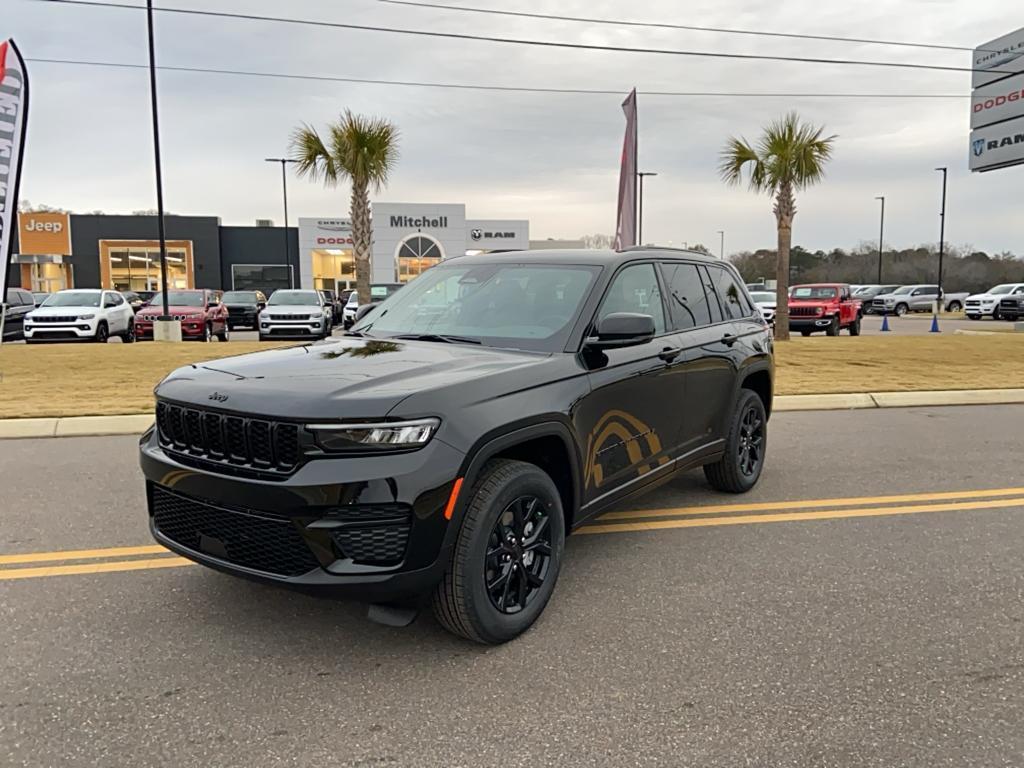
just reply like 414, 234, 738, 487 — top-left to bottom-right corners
9, 202, 529, 295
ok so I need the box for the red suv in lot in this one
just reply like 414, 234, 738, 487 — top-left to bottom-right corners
788, 283, 862, 336
134, 289, 230, 342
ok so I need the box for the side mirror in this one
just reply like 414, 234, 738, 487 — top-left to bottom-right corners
354, 302, 379, 322
586, 312, 656, 349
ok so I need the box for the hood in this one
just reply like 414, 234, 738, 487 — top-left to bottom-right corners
28, 305, 100, 317
137, 305, 206, 317
753, 299, 776, 309
155, 337, 553, 420
966, 292, 1003, 301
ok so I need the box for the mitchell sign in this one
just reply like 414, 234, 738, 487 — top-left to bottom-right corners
389, 215, 449, 228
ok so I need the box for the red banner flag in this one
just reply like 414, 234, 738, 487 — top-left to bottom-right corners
0, 39, 29, 303
613, 89, 637, 251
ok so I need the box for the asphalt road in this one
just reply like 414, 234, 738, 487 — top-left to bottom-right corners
2, 405, 1023, 767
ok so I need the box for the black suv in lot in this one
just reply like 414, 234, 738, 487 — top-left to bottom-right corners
140, 249, 773, 643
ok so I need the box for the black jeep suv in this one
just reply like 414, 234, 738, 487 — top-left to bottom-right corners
139, 249, 773, 643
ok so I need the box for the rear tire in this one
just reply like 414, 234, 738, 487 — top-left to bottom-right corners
703, 389, 768, 494
947, 300, 963, 312
432, 459, 565, 645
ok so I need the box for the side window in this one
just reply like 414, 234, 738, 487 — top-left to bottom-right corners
596, 263, 666, 335
698, 266, 725, 323
661, 262, 713, 330
922, 286, 937, 296
109, 293, 124, 306
708, 266, 748, 320
15, 290, 31, 306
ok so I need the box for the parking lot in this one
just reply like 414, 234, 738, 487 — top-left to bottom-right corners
2, 403, 1022, 767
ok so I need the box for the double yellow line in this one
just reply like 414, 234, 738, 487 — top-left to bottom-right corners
2, 487, 1023, 582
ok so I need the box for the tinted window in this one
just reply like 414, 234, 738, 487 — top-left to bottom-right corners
42, 291, 102, 308
222, 291, 257, 303
921, 286, 938, 295
792, 286, 838, 300
597, 263, 665, 334
662, 262, 713, 330
709, 266, 749, 320
698, 267, 724, 323
268, 291, 321, 306
107, 293, 125, 306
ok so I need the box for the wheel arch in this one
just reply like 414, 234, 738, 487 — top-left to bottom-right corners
736, 362, 773, 419
455, 420, 583, 534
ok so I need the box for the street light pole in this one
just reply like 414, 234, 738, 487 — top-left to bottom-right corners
875, 196, 885, 283
935, 167, 947, 305
717, 230, 725, 260
266, 158, 298, 289
636, 171, 657, 245
146, 0, 170, 321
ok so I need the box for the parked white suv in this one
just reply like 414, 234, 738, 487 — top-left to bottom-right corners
24, 289, 136, 343
964, 283, 1024, 320
257, 289, 332, 341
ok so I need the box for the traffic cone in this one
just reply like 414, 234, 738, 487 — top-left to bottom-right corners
930, 313, 941, 333
880, 313, 891, 332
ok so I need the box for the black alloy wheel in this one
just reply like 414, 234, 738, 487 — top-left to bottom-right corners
484, 495, 553, 615
93, 321, 109, 344
122, 323, 136, 343
737, 405, 765, 478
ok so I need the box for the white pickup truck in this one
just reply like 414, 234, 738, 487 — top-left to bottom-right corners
964, 283, 1024, 320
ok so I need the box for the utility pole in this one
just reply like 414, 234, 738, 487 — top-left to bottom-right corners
717, 230, 725, 260
266, 158, 298, 288
146, 0, 173, 332
875, 196, 885, 283
636, 171, 657, 245
935, 168, 947, 305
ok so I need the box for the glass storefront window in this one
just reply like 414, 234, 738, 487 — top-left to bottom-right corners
103, 242, 192, 290
232, 264, 292, 293
396, 235, 443, 283
312, 249, 356, 291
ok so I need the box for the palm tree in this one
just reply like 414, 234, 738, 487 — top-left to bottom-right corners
291, 111, 399, 305
719, 112, 835, 340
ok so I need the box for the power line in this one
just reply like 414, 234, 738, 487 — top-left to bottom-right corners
27, 0, 1015, 76
378, 0, 984, 55
24, 57, 971, 99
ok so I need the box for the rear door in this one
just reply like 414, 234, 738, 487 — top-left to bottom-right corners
913, 285, 938, 311
576, 262, 685, 509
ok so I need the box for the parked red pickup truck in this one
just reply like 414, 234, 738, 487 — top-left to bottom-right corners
788, 283, 862, 336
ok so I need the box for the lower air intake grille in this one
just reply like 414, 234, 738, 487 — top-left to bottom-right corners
150, 485, 319, 577
327, 504, 413, 566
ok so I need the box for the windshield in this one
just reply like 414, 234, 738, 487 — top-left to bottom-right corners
150, 291, 205, 307
41, 291, 101, 308
268, 291, 320, 306
749, 292, 775, 303
988, 284, 1016, 295
791, 286, 838, 300
353, 263, 600, 352
222, 291, 257, 303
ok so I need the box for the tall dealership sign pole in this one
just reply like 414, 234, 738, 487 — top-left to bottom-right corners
146, 0, 176, 338
935, 167, 947, 305
0, 39, 28, 349
874, 196, 885, 283
266, 158, 298, 289
613, 89, 637, 251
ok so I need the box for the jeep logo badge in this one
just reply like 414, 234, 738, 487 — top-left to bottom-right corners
208, 392, 229, 402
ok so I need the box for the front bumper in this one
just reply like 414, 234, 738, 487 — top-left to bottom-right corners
259, 319, 330, 338
227, 311, 258, 328
964, 304, 997, 317
139, 428, 467, 602
24, 318, 99, 340
135, 318, 208, 339
789, 316, 834, 329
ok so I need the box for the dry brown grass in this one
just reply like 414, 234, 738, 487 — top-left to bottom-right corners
0, 334, 1022, 419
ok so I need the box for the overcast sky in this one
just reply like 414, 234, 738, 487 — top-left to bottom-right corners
9, 0, 1023, 255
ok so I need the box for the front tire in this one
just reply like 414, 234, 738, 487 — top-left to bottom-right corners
895, 303, 909, 317
93, 321, 109, 344
122, 324, 136, 344
703, 389, 767, 494
848, 316, 861, 336
216, 323, 230, 342
825, 317, 840, 336
433, 459, 565, 644
800, 329, 812, 337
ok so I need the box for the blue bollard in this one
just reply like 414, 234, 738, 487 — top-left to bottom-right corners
880, 313, 891, 332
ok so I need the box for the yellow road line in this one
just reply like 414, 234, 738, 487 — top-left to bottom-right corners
580, 496, 1024, 535
0, 544, 168, 566
599, 486, 1024, 522
0, 556, 192, 581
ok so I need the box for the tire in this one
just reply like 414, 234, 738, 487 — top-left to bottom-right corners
967, 314, 980, 321
122, 324, 136, 344
848, 316, 861, 336
200, 322, 212, 342
800, 329, 812, 337
825, 317, 840, 336
947, 301, 962, 312
703, 389, 768, 494
258, 333, 268, 342
216, 323, 230, 342
432, 459, 565, 645
894, 303, 909, 317
992, 308, 1001, 321
93, 321, 109, 344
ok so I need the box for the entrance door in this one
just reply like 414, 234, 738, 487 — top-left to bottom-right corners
575, 262, 686, 511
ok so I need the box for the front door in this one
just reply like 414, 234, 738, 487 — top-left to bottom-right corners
575, 262, 686, 511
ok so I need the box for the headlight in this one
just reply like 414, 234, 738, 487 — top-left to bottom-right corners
311, 313, 324, 320
307, 418, 440, 452
78, 314, 96, 320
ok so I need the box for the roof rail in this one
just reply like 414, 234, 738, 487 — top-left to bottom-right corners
619, 245, 714, 256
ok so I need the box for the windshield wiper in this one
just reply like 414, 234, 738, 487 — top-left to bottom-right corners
392, 333, 482, 345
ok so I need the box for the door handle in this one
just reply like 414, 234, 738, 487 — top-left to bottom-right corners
721, 333, 738, 347
658, 346, 683, 362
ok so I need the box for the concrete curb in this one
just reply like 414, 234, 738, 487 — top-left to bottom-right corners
2, 389, 1024, 439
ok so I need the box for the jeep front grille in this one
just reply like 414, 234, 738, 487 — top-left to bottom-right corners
156, 401, 301, 477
